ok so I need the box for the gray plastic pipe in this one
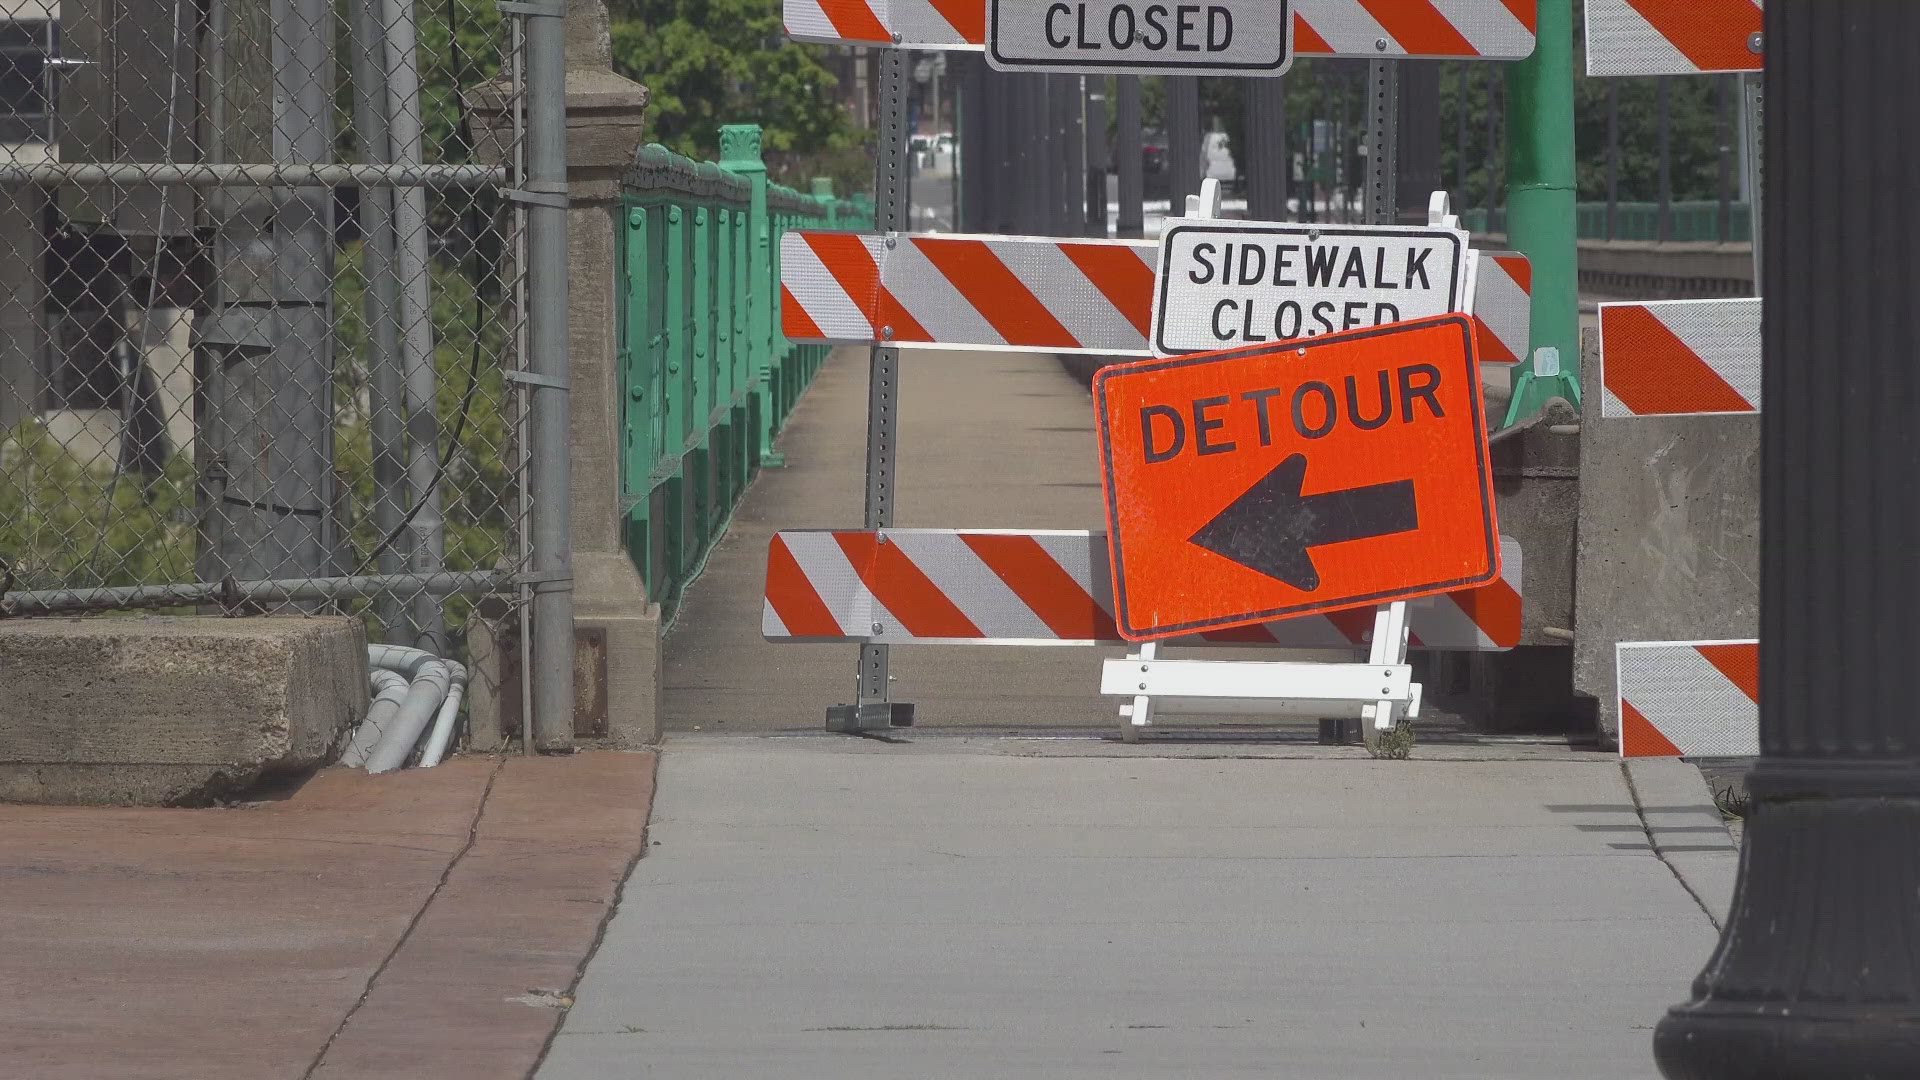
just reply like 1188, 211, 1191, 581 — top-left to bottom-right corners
415, 660, 467, 768
343, 668, 411, 768
361, 645, 452, 774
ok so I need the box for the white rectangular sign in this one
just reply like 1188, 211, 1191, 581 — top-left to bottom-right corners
1150, 223, 1469, 357
988, 1, 1293, 76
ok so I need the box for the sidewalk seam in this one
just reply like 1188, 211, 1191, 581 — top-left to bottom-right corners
524, 749, 661, 1079
300, 757, 507, 1079
1620, 760, 1722, 931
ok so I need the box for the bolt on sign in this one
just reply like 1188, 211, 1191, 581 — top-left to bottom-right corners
1151, 222, 1469, 357
1095, 314, 1500, 640
988, 0, 1293, 76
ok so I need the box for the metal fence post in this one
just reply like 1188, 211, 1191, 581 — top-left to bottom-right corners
1244, 75, 1288, 221
1115, 76, 1144, 238
525, 0, 576, 751
1166, 76, 1203, 214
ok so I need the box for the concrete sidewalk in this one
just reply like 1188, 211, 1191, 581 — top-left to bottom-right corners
0, 752, 655, 1080
540, 738, 1734, 1079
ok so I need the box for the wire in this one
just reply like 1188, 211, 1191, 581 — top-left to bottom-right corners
349, 0, 492, 578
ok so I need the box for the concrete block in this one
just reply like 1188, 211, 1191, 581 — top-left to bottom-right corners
1573, 329, 1759, 747
572, 551, 662, 747
0, 615, 367, 805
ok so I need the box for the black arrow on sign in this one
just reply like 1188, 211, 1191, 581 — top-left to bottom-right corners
1188, 454, 1419, 591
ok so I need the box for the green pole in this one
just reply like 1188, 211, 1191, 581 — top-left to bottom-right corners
1500, 0, 1581, 426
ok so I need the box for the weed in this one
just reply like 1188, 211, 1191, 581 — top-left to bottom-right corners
1370, 723, 1416, 760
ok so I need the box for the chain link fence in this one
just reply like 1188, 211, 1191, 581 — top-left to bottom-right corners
0, 0, 548, 671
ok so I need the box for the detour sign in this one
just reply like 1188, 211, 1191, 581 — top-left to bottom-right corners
1094, 314, 1500, 640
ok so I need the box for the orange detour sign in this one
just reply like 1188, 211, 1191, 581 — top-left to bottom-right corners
1094, 313, 1500, 641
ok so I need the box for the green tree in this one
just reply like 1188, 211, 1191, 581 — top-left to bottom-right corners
607, 0, 868, 188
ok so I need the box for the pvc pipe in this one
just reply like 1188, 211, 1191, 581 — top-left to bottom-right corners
415, 660, 467, 768
363, 658, 450, 774
344, 668, 411, 768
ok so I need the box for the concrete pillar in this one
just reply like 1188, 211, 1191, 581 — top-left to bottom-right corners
557, 0, 659, 746
474, 0, 658, 746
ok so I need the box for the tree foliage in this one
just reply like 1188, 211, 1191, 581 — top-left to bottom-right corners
607, 0, 869, 187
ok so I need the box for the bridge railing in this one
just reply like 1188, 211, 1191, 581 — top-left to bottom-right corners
617, 125, 863, 615
1463, 201, 1753, 243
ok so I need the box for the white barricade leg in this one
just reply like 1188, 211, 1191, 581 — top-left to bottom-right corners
1117, 640, 1160, 743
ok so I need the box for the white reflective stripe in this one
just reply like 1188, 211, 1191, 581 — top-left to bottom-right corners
1238, 615, 1358, 649
1598, 297, 1762, 417
1617, 640, 1759, 757
1600, 384, 1631, 419
1584, 0, 1695, 76
1427, 0, 1532, 57
1472, 254, 1530, 361
1649, 298, 1762, 409
885, 531, 1055, 640
888, 238, 1008, 347
889, 0, 972, 45
1031, 531, 1115, 620
779, 531, 880, 634
1298, 0, 1394, 55
997, 239, 1149, 352
782, 0, 846, 43
780, 233, 874, 339
761, 601, 790, 640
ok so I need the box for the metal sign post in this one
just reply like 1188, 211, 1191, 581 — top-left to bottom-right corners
828, 48, 916, 734
1741, 68, 1763, 289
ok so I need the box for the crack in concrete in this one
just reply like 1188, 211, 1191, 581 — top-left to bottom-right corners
1620, 760, 1722, 931
300, 757, 506, 1079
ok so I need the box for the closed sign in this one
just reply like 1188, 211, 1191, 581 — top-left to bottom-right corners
988, 1, 1293, 76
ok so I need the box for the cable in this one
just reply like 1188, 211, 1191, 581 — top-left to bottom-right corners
349, 0, 493, 577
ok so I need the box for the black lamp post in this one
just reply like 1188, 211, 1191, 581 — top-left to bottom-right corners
1654, 2, 1920, 1074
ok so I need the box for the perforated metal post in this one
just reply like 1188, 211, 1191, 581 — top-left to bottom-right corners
1741, 69, 1763, 288
1364, 59, 1398, 227
831, 47, 914, 734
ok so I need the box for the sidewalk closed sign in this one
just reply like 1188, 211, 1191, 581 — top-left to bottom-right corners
988, 1, 1293, 75
1150, 223, 1468, 357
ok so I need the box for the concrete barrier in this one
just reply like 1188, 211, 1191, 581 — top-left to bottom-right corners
0, 616, 367, 805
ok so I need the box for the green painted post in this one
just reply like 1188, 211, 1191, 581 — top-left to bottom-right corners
721, 124, 787, 466
620, 204, 653, 592
1500, 0, 1582, 426
811, 177, 836, 228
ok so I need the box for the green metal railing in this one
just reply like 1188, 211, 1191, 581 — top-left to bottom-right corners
617, 125, 869, 615
1462, 201, 1753, 243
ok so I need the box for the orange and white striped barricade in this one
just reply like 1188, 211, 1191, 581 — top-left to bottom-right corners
1583, 0, 1762, 77
767, 529, 1523, 738
786, 0, 1539, 60
1599, 298, 1760, 417
1577, 6, 1764, 751
780, 229, 1531, 364
1616, 640, 1758, 758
